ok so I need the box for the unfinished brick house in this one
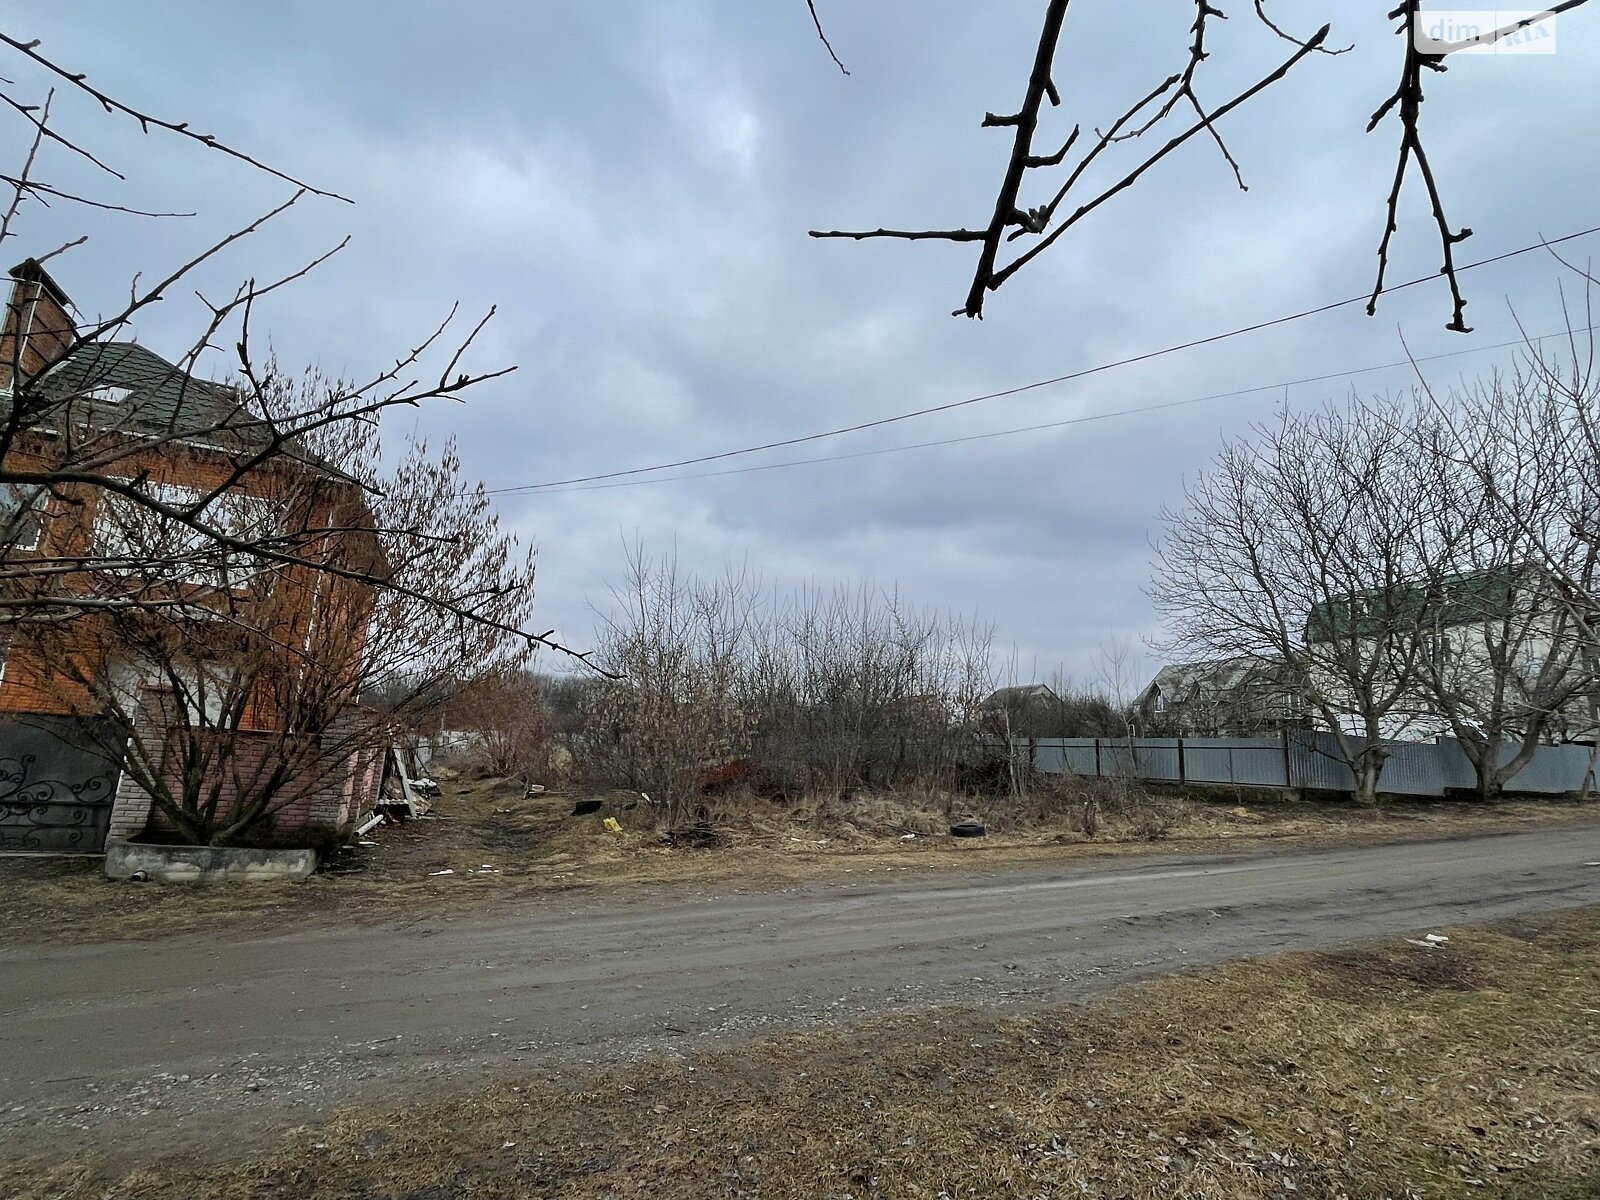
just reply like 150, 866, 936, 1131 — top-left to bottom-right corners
0, 259, 387, 852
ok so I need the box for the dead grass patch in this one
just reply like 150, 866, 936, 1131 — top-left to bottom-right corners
1307, 943, 1482, 1001
3, 771, 1596, 946
4, 908, 1598, 1199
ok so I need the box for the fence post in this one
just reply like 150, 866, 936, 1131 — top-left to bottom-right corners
1177, 735, 1185, 783
1094, 738, 1102, 777
1281, 728, 1293, 789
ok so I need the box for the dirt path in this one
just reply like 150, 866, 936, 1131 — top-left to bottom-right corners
4, 826, 1599, 1159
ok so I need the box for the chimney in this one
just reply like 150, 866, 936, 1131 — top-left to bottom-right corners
1, 259, 75, 394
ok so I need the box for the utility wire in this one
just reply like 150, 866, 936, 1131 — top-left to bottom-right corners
523, 323, 1598, 495
487, 224, 1600, 498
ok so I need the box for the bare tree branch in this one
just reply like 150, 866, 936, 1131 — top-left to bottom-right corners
1365, 1, 1474, 333
0, 31, 352, 202
1251, 0, 1352, 53
808, 0, 1592, 328
811, 226, 987, 243
809, 4, 1326, 318
805, 0, 849, 75
0, 175, 194, 218
990, 27, 1329, 293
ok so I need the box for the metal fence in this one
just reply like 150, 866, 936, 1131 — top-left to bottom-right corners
1029, 731, 1597, 798
0, 715, 125, 853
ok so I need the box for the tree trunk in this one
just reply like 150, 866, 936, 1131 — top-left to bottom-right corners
1353, 745, 1390, 805
1327, 724, 1388, 805
1457, 738, 1504, 802
1479, 737, 1541, 803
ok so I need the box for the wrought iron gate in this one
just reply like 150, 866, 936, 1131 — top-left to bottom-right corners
0, 715, 124, 853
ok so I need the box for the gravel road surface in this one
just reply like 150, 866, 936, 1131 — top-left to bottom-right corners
4, 826, 1598, 1157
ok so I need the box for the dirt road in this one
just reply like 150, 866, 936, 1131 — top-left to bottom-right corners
4, 826, 1599, 1157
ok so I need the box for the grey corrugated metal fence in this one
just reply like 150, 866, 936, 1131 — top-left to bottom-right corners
1029, 731, 1597, 797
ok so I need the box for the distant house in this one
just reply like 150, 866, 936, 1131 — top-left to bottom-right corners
1304, 565, 1599, 743
972, 684, 1062, 742
980, 683, 1128, 738
980, 683, 1059, 716
978, 684, 1060, 736
1135, 658, 1307, 736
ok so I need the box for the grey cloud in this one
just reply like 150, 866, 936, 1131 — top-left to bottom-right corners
11, 0, 1600, 684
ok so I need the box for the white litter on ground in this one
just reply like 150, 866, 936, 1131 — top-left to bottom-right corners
1406, 933, 1451, 950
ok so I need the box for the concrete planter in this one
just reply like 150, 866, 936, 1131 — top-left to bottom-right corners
104, 838, 319, 883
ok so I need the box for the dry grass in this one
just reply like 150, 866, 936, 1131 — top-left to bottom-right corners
3, 771, 1597, 945
5, 908, 1598, 1199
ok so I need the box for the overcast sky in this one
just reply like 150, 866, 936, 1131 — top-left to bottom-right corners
7, 1, 1599, 688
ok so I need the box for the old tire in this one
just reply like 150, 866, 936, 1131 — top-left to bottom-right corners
950, 820, 987, 838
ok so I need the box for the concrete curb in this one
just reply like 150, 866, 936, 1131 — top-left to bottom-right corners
104, 839, 319, 883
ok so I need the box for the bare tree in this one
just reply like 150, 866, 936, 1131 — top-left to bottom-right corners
14, 381, 537, 845
807, 2, 1590, 327
579, 546, 756, 825
1419, 266, 1600, 657
0, 33, 591, 668
1093, 636, 1139, 731
1149, 397, 1449, 802
575, 546, 997, 821
449, 667, 552, 785
1398, 289, 1600, 793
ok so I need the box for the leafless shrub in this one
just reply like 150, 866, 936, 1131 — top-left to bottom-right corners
450, 669, 552, 786
1126, 804, 1175, 842
746, 581, 995, 798
573, 544, 997, 826
575, 547, 757, 826
1032, 772, 1188, 842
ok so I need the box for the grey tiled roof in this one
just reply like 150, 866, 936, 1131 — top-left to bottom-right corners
980, 683, 1059, 710
1145, 658, 1259, 701
34, 341, 269, 450
20, 341, 358, 485
1140, 656, 1304, 708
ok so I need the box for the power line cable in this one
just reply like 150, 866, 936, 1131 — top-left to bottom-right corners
485, 224, 1600, 498
522, 323, 1597, 495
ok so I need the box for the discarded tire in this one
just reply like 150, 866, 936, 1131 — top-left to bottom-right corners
949, 820, 987, 838
571, 799, 604, 817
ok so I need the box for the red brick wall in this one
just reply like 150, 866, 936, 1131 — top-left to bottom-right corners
0, 428, 378, 724
1, 266, 75, 392
120, 704, 390, 843
340, 743, 385, 826
142, 729, 319, 838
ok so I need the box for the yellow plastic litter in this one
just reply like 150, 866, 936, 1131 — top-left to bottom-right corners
602, 816, 623, 834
